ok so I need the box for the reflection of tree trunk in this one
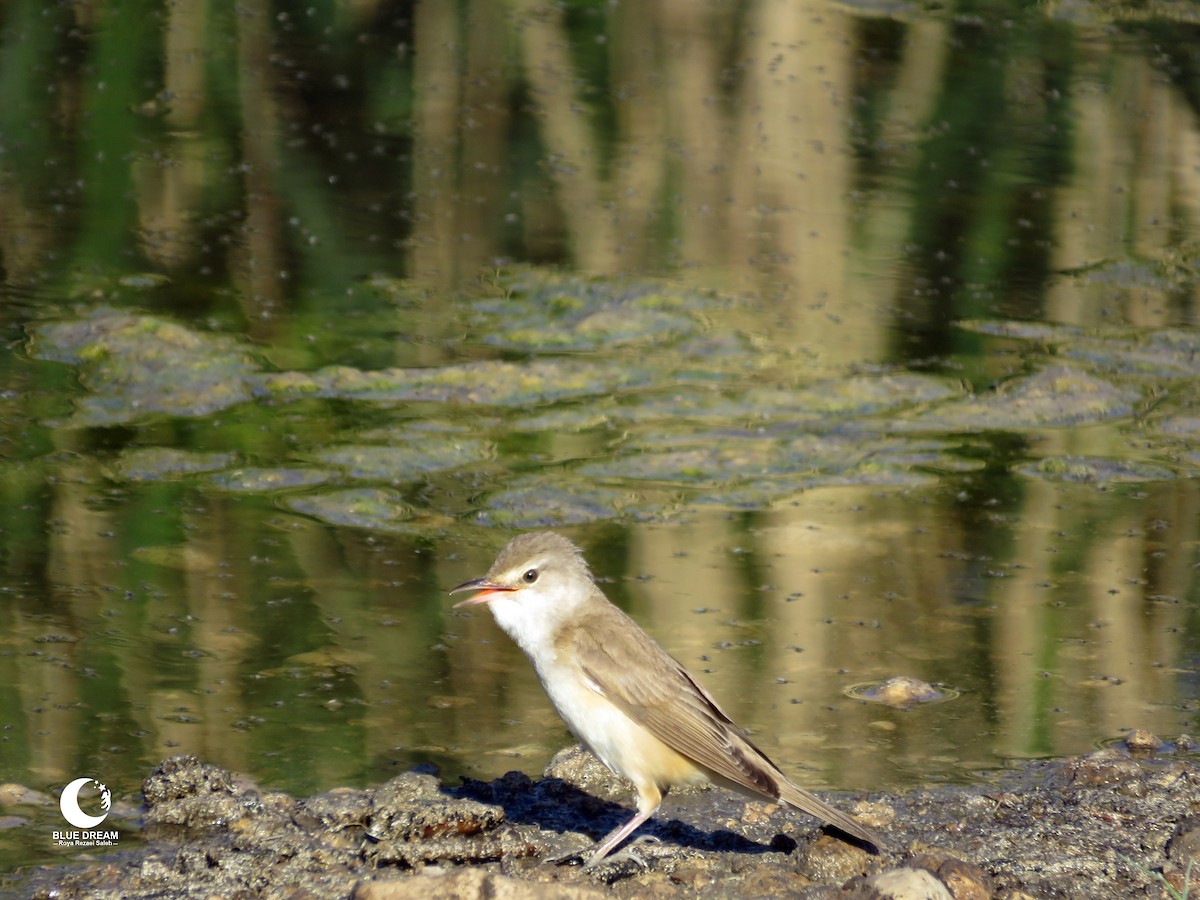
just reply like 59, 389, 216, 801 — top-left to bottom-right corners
1130, 59, 1170, 288
37, 460, 141, 781
731, 0, 882, 367
169, 502, 257, 769
1180, 101, 1200, 319
233, 0, 285, 327
135, 0, 209, 272
408, 1, 515, 286
990, 476, 1192, 762
856, 20, 948, 329
409, 0, 463, 285
1108, 54, 1169, 327
459, 1, 511, 275
758, 495, 948, 788
610, 3, 669, 271
512, 1, 619, 273
1048, 48, 1200, 326
659, 0, 727, 270
990, 481, 1064, 761
164, 0, 208, 129
1049, 49, 1124, 285
729, 0, 854, 303
0, 181, 49, 286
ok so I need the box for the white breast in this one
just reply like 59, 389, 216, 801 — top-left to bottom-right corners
485, 590, 707, 794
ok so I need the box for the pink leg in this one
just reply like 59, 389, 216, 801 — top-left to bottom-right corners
586, 809, 653, 866
585, 787, 663, 867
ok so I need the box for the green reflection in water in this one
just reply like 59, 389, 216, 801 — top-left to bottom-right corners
2, 0, 1200, 879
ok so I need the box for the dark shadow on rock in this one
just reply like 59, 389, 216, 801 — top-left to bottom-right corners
449, 771, 771, 858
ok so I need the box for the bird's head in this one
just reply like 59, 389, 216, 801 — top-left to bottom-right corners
450, 532, 594, 637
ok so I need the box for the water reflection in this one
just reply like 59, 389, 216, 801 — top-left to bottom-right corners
9, 475, 1195, 798
1, 0, 1199, 877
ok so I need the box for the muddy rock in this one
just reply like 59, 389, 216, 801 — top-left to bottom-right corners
352, 868, 608, 899
849, 867, 954, 900
141, 753, 260, 828
908, 852, 992, 900
859, 676, 944, 710
1124, 729, 1165, 754
19, 745, 1200, 899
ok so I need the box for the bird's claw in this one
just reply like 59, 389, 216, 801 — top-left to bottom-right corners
584, 834, 663, 871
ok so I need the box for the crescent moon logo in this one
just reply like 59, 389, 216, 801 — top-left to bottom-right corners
60, 777, 110, 829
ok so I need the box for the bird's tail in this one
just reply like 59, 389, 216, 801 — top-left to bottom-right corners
778, 781, 884, 851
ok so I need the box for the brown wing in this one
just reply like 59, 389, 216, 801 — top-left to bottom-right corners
567, 599, 784, 799
568, 597, 884, 849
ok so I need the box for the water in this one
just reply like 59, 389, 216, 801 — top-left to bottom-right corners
1, 0, 1199, 877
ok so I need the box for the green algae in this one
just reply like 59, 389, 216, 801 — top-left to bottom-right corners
309, 440, 489, 481
960, 319, 1200, 380
285, 488, 416, 532
208, 468, 335, 492
1064, 329, 1200, 379
1016, 456, 1178, 483
110, 448, 240, 482
476, 480, 645, 527
1154, 415, 1200, 439
958, 320, 1084, 343
257, 358, 657, 407
604, 374, 962, 427
465, 270, 726, 351
28, 310, 260, 426
902, 366, 1142, 431
25, 282, 1200, 537
580, 432, 975, 491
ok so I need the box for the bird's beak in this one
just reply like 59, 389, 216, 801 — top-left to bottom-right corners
450, 577, 515, 607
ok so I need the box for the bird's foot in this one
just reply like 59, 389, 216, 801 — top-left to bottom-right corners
583, 834, 662, 871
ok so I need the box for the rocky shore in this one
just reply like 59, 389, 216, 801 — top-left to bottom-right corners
19, 741, 1199, 899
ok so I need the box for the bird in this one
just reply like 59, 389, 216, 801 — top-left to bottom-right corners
450, 531, 883, 866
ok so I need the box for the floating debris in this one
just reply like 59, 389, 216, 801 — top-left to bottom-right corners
849, 676, 954, 709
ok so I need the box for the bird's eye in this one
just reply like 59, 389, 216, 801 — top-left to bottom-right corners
522, 568, 539, 584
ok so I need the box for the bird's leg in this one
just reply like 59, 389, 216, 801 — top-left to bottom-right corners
583, 784, 663, 868
584, 809, 654, 867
